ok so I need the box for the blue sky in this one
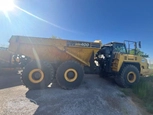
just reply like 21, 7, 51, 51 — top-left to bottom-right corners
0, 0, 153, 59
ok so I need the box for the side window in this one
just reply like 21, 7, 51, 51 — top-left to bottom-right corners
120, 46, 126, 53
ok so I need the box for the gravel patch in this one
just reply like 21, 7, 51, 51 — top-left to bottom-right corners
0, 74, 141, 115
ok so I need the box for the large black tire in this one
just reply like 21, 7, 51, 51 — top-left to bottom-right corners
21, 61, 55, 90
56, 60, 84, 89
115, 65, 140, 88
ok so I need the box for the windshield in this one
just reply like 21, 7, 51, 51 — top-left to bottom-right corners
113, 43, 127, 54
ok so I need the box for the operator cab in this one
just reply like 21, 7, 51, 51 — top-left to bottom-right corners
95, 42, 127, 74
96, 42, 127, 58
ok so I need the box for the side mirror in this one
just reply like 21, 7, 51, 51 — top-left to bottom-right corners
138, 41, 141, 48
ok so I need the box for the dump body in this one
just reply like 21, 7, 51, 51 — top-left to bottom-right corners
8, 36, 101, 66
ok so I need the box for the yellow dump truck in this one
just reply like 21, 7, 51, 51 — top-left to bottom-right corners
8, 35, 102, 89
4, 35, 153, 89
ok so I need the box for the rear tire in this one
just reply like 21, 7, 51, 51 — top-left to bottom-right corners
56, 60, 84, 89
115, 65, 140, 88
21, 61, 55, 90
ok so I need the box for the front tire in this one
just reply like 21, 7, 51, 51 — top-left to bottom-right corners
56, 60, 84, 89
115, 65, 140, 88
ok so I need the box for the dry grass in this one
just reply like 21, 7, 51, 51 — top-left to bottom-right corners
132, 76, 153, 113
120, 76, 153, 114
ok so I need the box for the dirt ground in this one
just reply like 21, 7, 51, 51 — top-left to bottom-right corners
0, 73, 149, 115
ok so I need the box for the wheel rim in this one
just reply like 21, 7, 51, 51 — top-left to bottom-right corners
29, 69, 44, 83
127, 72, 136, 83
64, 69, 78, 82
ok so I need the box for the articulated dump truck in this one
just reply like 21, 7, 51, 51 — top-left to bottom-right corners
8, 35, 102, 90
4, 35, 153, 90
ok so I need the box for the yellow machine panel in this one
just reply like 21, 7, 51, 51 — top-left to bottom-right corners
112, 53, 150, 76
8, 35, 101, 66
